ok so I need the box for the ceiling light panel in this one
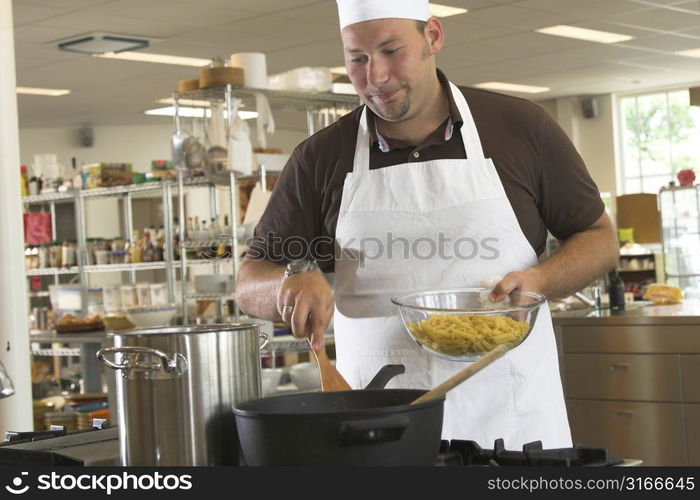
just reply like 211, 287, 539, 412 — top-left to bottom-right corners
473, 82, 550, 94
535, 25, 633, 44
145, 107, 257, 119
96, 52, 211, 67
677, 48, 700, 58
16, 87, 71, 96
429, 3, 468, 18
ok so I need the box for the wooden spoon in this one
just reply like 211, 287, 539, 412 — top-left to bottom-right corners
308, 339, 352, 392
410, 344, 509, 405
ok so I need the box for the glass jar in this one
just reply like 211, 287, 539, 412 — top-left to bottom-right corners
38, 244, 49, 268
49, 243, 61, 268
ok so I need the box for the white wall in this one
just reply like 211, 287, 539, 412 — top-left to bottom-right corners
539, 94, 618, 208
18, 123, 307, 174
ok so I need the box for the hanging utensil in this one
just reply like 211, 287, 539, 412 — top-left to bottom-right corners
410, 344, 508, 405
308, 339, 352, 392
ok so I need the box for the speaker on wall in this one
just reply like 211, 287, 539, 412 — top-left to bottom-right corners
78, 127, 94, 147
580, 97, 599, 119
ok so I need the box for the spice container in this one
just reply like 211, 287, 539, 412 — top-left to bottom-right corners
61, 241, 77, 267
136, 283, 152, 306
95, 249, 109, 265
120, 285, 138, 308
38, 244, 49, 268
149, 283, 168, 306
103, 285, 123, 313
49, 243, 62, 268
109, 251, 127, 265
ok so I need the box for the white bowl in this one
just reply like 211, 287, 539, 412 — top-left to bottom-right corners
261, 368, 284, 396
124, 304, 177, 328
289, 361, 321, 391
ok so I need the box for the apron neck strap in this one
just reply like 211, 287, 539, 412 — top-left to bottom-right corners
449, 81, 485, 160
352, 81, 485, 172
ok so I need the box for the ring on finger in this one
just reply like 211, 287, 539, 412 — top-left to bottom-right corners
282, 305, 294, 316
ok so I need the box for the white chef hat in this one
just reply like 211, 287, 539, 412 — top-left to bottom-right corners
336, 0, 431, 31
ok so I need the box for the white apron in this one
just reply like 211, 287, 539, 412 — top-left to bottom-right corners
333, 82, 572, 449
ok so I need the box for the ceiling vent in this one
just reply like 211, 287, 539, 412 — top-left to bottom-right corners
57, 32, 150, 55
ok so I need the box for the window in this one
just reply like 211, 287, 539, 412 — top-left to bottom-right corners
619, 89, 700, 195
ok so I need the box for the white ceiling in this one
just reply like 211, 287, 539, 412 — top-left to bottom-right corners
11, 0, 700, 129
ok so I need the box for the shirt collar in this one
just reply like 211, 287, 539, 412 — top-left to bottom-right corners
367, 68, 462, 152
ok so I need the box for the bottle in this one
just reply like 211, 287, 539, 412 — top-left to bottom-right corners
142, 230, 154, 262
20, 166, 29, 197
154, 227, 165, 261
186, 217, 194, 241
130, 230, 143, 263
173, 217, 181, 259
608, 269, 625, 311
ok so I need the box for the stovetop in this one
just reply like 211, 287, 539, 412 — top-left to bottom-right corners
0, 426, 630, 467
436, 438, 625, 467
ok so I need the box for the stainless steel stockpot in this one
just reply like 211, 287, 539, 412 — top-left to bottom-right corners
98, 323, 268, 466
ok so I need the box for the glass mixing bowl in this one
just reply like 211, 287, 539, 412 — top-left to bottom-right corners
391, 287, 546, 362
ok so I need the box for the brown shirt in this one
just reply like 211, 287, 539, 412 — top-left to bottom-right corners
248, 70, 604, 272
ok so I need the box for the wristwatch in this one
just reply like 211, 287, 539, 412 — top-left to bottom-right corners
283, 259, 320, 280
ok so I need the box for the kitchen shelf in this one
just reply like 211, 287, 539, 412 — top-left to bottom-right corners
26, 266, 80, 276
185, 257, 233, 266
185, 293, 233, 300
22, 191, 76, 204
83, 262, 167, 273
262, 334, 334, 354
31, 347, 82, 357
178, 86, 360, 112
30, 330, 109, 343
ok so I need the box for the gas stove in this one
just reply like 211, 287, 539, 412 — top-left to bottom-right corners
436, 439, 629, 467
0, 426, 636, 467
0, 421, 119, 466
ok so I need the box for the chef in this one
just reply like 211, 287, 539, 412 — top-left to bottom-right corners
236, 0, 619, 448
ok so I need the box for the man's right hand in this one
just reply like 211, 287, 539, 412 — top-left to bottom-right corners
277, 271, 334, 352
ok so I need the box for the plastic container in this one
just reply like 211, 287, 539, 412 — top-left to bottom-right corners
136, 283, 152, 306
102, 285, 122, 313
95, 250, 109, 265
120, 285, 138, 308
149, 283, 168, 306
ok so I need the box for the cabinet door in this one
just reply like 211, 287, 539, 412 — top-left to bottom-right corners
686, 404, 700, 466
561, 325, 700, 354
567, 399, 687, 466
681, 356, 700, 403
563, 354, 682, 402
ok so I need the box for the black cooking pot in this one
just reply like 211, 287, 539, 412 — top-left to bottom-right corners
233, 365, 445, 466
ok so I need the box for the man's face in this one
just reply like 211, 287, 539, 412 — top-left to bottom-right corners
341, 18, 437, 122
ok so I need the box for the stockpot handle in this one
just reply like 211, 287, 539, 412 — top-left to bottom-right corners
96, 346, 187, 375
259, 332, 270, 351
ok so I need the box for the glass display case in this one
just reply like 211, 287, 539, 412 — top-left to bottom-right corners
659, 185, 700, 296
